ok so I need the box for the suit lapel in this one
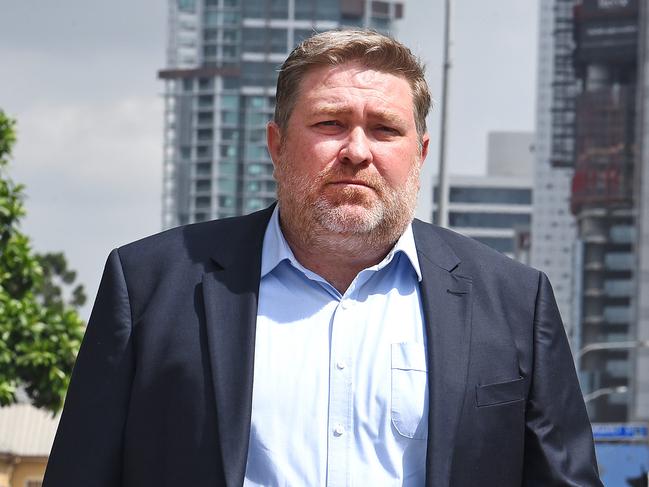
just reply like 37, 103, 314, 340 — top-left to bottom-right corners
413, 220, 473, 487
201, 206, 274, 487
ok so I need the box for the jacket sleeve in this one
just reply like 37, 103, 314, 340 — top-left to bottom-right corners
522, 272, 603, 486
44, 249, 134, 486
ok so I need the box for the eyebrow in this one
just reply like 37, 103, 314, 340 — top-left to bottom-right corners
309, 104, 408, 128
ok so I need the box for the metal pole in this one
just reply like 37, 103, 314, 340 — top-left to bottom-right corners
436, 0, 452, 228
576, 340, 649, 364
583, 385, 628, 404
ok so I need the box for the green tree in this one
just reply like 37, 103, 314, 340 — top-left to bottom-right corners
0, 110, 85, 413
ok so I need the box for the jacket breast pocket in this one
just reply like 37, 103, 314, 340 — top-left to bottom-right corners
476, 377, 525, 408
391, 342, 429, 440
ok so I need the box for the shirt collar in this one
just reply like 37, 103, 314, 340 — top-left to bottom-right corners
261, 205, 422, 282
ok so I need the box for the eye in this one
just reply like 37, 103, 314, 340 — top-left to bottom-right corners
317, 120, 341, 127
375, 125, 400, 136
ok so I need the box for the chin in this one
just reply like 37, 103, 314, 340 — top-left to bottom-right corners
315, 202, 384, 234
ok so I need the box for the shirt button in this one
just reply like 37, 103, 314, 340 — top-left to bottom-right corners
336, 360, 346, 370
333, 424, 345, 436
340, 299, 352, 310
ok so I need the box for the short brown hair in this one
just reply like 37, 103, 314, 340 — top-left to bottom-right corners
274, 29, 431, 139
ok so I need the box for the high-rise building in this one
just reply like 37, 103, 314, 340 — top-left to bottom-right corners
159, 0, 403, 229
632, 0, 649, 422
530, 0, 578, 344
550, 0, 641, 422
433, 132, 534, 262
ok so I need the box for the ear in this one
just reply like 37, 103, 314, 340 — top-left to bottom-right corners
267, 121, 282, 169
419, 132, 430, 167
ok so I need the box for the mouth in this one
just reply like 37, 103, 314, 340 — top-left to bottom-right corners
328, 179, 374, 189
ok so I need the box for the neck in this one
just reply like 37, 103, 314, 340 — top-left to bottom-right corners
279, 217, 406, 294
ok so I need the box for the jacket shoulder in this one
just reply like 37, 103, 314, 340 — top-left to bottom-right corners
413, 219, 541, 291
115, 206, 274, 270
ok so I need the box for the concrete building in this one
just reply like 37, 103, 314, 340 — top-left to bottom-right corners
530, 0, 578, 345
159, 0, 404, 229
433, 131, 533, 262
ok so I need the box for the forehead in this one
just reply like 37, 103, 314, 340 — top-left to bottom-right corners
293, 62, 415, 120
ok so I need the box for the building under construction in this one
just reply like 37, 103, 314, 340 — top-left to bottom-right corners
551, 0, 640, 422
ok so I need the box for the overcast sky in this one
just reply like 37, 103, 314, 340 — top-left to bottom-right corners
0, 0, 538, 319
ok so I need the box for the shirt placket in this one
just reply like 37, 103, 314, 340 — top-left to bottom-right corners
326, 287, 357, 487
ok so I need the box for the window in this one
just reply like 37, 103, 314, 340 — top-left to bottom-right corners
473, 237, 514, 254
246, 144, 268, 160
196, 162, 212, 176
205, 11, 220, 26
317, 0, 339, 20
604, 279, 633, 297
435, 186, 531, 205
220, 145, 238, 157
223, 29, 239, 43
247, 96, 266, 109
223, 45, 238, 59
221, 111, 238, 125
605, 252, 633, 271
199, 78, 213, 91
247, 163, 272, 175
198, 112, 213, 124
218, 178, 237, 193
243, 27, 266, 52
177, 0, 196, 12
220, 94, 239, 110
219, 161, 237, 176
219, 195, 236, 207
244, 0, 265, 17
195, 179, 211, 192
270, 28, 288, 53
247, 128, 265, 142
270, 0, 288, 18
242, 62, 279, 87
203, 45, 217, 58
247, 112, 270, 126
610, 225, 635, 244
604, 306, 630, 324
449, 212, 531, 229
246, 198, 265, 210
221, 128, 238, 141
246, 181, 261, 192
294, 29, 316, 46
203, 29, 218, 41
195, 196, 211, 208
198, 95, 214, 108
295, 0, 315, 20
196, 145, 212, 158
197, 128, 213, 141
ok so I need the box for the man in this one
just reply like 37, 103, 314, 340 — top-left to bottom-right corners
44, 30, 602, 486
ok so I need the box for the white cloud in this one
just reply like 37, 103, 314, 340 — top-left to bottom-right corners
11, 97, 163, 320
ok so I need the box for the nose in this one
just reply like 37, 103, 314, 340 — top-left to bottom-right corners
339, 127, 372, 165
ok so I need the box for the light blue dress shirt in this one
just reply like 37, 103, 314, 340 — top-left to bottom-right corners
244, 206, 428, 487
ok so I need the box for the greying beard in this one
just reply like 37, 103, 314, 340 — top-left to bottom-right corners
275, 158, 421, 255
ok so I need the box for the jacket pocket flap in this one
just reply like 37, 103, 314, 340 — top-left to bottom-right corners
476, 377, 525, 407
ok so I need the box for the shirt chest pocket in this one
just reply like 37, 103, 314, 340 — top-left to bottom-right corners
391, 342, 429, 440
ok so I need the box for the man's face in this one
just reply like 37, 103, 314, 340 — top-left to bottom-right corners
268, 61, 429, 242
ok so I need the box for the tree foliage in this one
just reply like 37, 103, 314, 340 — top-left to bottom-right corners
0, 110, 85, 413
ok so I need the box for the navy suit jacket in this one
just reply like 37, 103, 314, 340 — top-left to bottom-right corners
44, 205, 602, 486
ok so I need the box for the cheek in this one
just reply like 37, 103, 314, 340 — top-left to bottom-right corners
375, 149, 419, 186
